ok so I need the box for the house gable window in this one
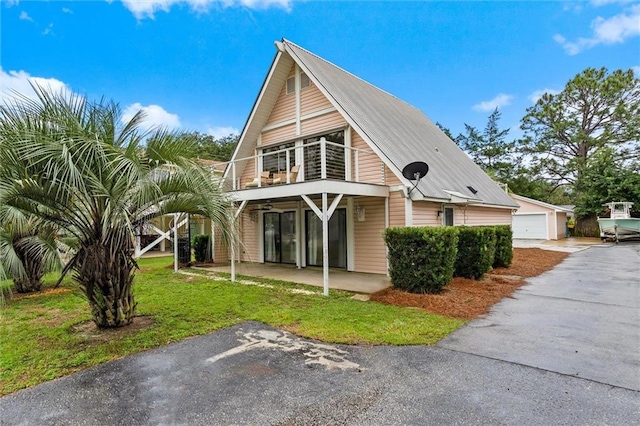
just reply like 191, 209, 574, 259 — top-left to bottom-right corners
286, 72, 311, 95
286, 76, 295, 95
300, 72, 310, 89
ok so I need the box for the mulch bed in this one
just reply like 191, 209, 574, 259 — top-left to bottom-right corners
370, 248, 570, 320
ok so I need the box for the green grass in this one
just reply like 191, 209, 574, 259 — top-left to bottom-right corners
0, 257, 464, 396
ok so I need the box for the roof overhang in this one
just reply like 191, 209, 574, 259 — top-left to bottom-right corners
442, 189, 482, 204
511, 194, 573, 212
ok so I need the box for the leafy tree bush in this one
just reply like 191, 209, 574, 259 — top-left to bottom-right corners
384, 227, 458, 294
492, 225, 513, 268
454, 226, 496, 279
193, 235, 211, 262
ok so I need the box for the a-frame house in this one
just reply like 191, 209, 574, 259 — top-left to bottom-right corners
222, 39, 518, 294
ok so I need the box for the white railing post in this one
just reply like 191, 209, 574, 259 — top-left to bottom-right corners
232, 162, 237, 190
355, 150, 360, 182
286, 149, 291, 184
258, 153, 263, 187
320, 138, 327, 179
345, 145, 351, 181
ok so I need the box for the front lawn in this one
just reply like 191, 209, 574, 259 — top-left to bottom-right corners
0, 257, 463, 396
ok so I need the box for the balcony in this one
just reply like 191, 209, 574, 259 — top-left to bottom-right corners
225, 138, 388, 195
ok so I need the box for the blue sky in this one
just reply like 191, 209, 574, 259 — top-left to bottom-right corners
2, 1, 639, 139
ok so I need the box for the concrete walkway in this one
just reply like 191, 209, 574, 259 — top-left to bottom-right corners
440, 242, 640, 391
201, 262, 391, 294
513, 237, 606, 253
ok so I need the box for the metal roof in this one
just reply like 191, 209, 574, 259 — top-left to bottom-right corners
282, 39, 518, 208
512, 194, 575, 212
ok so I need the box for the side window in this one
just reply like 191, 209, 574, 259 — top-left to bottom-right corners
286, 76, 295, 95
300, 72, 310, 89
444, 207, 454, 226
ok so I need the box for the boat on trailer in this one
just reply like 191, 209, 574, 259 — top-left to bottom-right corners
597, 202, 640, 243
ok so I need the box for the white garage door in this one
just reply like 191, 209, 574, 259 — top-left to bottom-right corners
513, 214, 547, 239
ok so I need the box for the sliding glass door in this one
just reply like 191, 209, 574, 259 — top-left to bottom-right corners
305, 209, 347, 269
264, 212, 296, 264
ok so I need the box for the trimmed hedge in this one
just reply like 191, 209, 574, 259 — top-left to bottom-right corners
493, 225, 513, 268
454, 226, 496, 279
193, 234, 211, 262
384, 227, 459, 294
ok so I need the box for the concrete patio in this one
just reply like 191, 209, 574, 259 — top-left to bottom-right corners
200, 262, 391, 294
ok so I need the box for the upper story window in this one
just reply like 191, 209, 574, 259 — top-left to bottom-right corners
262, 142, 296, 174
303, 130, 345, 181
286, 72, 311, 95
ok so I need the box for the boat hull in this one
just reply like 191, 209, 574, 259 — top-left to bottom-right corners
597, 218, 640, 241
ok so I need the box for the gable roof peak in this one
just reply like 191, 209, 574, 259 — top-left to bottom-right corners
280, 39, 421, 114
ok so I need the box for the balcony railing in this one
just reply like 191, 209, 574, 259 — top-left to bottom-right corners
222, 138, 387, 190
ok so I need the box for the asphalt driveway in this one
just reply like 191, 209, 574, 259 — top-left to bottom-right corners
1, 244, 638, 425
440, 242, 640, 391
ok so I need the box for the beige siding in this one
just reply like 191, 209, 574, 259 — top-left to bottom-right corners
354, 197, 387, 274
350, 131, 384, 184
237, 156, 257, 190
261, 123, 297, 145
454, 206, 512, 226
350, 129, 401, 186
240, 211, 259, 262
385, 166, 402, 185
555, 212, 567, 240
388, 191, 405, 228
413, 202, 441, 226
300, 82, 332, 115
265, 65, 296, 127
301, 110, 345, 135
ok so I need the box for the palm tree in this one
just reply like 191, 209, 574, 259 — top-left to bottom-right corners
0, 209, 61, 293
0, 86, 232, 327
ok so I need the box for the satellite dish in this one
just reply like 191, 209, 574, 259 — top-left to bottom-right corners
402, 161, 429, 181
402, 161, 429, 195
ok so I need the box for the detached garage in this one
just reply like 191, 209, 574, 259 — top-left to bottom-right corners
511, 194, 573, 240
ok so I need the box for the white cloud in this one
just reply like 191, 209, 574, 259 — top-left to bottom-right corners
529, 88, 561, 103
554, 4, 640, 55
633, 66, 640, 77
122, 103, 182, 131
0, 68, 72, 106
472, 93, 514, 112
19, 11, 33, 21
42, 22, 53, 35
121, 0, 291, 19
206, 126, 240, 138
62, 7, 73, 14
590, 0, 635, 6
